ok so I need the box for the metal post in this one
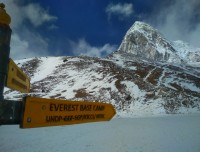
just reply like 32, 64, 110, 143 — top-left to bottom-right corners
0, 100, 22, 124
0, 3, 21, 125
0, 3, 11, 101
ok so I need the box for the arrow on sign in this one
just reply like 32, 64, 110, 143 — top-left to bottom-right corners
20, 97, 116, 128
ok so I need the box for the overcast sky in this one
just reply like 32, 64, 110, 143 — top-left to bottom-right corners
2, 0, 200, 59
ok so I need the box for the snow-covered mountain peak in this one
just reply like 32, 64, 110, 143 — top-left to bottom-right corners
116, 21, 200, 66
173, 40, 200, 53
128, 21, 158, 36
172, 40, 200, 65
118, 21, 181, 63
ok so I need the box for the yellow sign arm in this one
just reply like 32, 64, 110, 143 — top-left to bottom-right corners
20, 97, 116, 128
6, 59, 30, 93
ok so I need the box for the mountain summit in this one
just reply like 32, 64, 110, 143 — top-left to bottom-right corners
118, 21, 184, 63
118, 21, 200, 64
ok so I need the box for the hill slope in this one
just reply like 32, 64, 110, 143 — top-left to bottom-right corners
4, 55, 200, 117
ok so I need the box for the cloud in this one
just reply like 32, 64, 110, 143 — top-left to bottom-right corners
48, 24, 59, 30
146, 0, 200, 47
1, 0, 57, 59
2, 0, 57, 29
106, 3, 134, 20
10, 34, 29, 59
10, 30, 49, 59
22, 3, 57, 27
69, 39, 117, 57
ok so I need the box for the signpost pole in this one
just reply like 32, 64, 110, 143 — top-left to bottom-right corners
0, 3, 21, 125
0, 3, 11, 101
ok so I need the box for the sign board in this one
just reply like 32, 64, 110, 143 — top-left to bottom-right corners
20, 97, 116, 128
6, 58, 30, 93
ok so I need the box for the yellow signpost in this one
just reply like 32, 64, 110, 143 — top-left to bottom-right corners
20, 97, 116, 128
6, 59, 30, 93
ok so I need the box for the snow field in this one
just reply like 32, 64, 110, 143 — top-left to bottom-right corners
31, 57, 63, 83
0, 114, 200, 152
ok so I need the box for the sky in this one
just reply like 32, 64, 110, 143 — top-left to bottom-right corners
2, 0, 200, 59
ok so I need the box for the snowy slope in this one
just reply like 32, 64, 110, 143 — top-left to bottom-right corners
4, 56, 200, 117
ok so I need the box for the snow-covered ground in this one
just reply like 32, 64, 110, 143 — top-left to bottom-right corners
1, 114, 200, 152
